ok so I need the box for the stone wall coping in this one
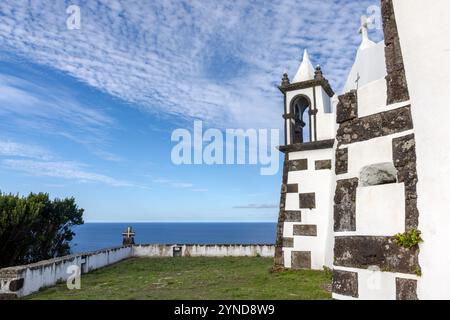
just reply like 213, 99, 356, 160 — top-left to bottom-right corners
0, 245, 131, 274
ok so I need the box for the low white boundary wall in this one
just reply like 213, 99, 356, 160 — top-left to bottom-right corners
0, 244, 274, 298
0, 246, 132, 298
133, 244, 275, 257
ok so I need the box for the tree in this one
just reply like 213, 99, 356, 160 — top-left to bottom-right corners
0, 192, 84, 268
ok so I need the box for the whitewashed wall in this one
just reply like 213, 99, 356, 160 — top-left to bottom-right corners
283, 147, 335, 269
0, 246, 132, 297
357, 78, 387, 117
394, 0, 450, 300
331, 4, 418, 297
133, 244, 274, 258
332, 267, 419, 300
333, 128, 412, 240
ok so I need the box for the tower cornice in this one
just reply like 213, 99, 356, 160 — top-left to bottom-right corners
278, 78, 334, 97
277, 139, 335, 153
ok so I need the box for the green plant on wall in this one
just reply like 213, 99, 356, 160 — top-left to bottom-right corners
394, 229, 423, 249
414, 266, 422, 277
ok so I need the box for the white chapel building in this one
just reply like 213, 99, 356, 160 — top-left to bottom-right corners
274, 0, 450, 300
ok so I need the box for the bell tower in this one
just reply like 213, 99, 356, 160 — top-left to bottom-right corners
280, 50, 335, 146
274, 50, 336, 271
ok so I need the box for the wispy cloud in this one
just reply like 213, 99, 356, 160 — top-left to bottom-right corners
0, 74, 114, 132
0, 73, 120, 162
0, 139, 136, 187
0, 0, 382, 129
0, 140, 52, 160
91, 149, 124, 162
233, 204, 278, 209
153, 178, 207, 191
153, 178, 193, 188
2, 159, 133, 187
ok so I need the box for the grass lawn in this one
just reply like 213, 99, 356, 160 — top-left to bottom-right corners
25, 257, 332, 300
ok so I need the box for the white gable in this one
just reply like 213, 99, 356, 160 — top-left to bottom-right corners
342, 40, 387, 94
292, 49, 315, 83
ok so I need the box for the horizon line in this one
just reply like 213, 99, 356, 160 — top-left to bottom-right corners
84, 220, 277, 224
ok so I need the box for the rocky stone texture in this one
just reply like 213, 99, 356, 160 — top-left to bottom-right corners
393, 134, 419, 230
299, 193, 316, 209
282, 237, 294, 248
359, 163, 397, 186
289, 159, 308, 171
315, 159, 332, 170
396, 278, 418, 300
330, 1, 418, 298
8, 278, 24, 292
0, 293, 17, 300
332, 270, 358, 298
335, 148, 348, 175
291, 251, 311, 269
336, 90, 358, 124
286, 184, 298, 193
274, 155, 290, 268
382, 0, 410, 104
336, 106, 413, 145
283, 211, 302, 222
334, 178, 358, 232
334, 236, 419, 274
293, 225, 317, 236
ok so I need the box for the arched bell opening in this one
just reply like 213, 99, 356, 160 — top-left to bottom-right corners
290, 95, 312, 144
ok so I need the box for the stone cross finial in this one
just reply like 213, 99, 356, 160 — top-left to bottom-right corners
314, 65, 323, 80
359, 15, 369, 43
122, 226, 135, 246
281, 72, 290, 86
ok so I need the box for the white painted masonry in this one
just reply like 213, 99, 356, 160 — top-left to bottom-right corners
330, 22, 414, 300
336, 128, 414, 182
277, 0, 450, 300
354, 183, 405, 235
394, 0, 450, 300
0, 246, 132, 297
267, 0, 446, 299
328, 0, 450, 300
133, 244, 274, 258
332, 266, 419, 300
356, 79, 387, 117
281, 50, 336, 271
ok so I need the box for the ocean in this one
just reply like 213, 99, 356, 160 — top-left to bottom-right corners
71, 222, 277, 253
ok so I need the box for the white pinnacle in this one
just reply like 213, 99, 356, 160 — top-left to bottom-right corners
359, 15, 376, 50
292, 49, 315, 83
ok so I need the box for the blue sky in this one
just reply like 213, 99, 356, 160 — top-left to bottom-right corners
0, 0, 383, 222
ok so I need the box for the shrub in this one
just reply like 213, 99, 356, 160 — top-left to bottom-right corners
0, 192, 84, 268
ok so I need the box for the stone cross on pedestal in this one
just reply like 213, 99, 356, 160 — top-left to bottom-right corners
359, 15, 369, 42
122, 226, 135, 246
